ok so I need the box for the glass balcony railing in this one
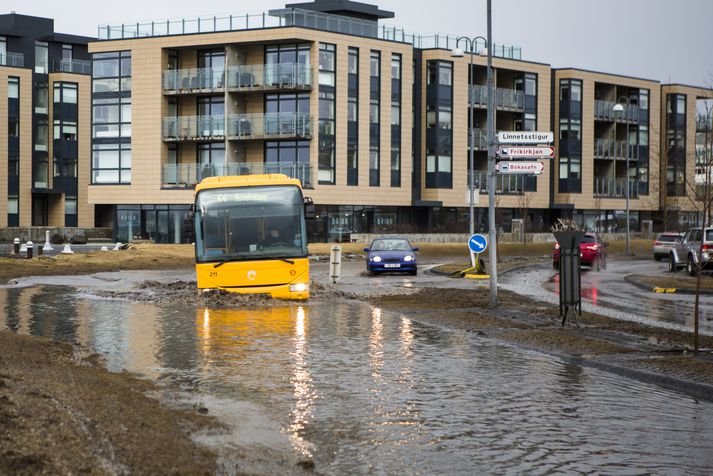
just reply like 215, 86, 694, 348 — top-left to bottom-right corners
594, 100, 640, 123
593, 177, 639, 198
227, 63, 312, 90
593, 138, 639, 161
468, 128, 488, 150
162, 161, 313, 188
697, 114, 712, 132
51, 59, 91, 74
162, 115, 225, 140
0, 52, 24, 67
471, 170, 524, 194
163, 68, 225, 93
470, 84, 524, 111
227, 112, 313, 140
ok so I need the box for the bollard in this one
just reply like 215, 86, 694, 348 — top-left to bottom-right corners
19, 241, 27, 253
43, 230, 53, 252
13, 238, 20, 254
61, 243, 74, 254
26, 241, 33, 259
329, 245, 342, 283
36, 244, 43, 256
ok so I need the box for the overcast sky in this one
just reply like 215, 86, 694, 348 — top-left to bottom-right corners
10, 0, 713, 86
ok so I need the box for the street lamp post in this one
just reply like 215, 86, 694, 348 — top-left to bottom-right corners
613, 97, 631, 256
451, 35, 486, 238
451, 0, 496, 306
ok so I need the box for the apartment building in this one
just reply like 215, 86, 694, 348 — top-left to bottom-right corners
0, 13, 92, 229
2, 1, 712, 243
659, 84, 713, 230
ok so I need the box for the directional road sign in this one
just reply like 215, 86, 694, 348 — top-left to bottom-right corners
496, 161, 545, 175
497, 131, 553, 144
468, 234, 488, 254
497, 146, 554, 159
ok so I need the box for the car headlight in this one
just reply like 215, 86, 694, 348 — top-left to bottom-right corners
404, 255, 413, 262
290, 283, 309, 292
372, 256, 382, 262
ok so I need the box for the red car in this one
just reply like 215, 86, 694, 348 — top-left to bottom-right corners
553, 233, 608, 271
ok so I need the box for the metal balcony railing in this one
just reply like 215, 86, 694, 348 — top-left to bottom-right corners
51, 59, 92, 74
470, 84, 524, 111
227, 112, 313, 140
163, 68, 225, 94
594, 100, 640, 123
227, 63, 312, 90
593, 138, 639, 161
162, 115, 225, 141
0, 52, 24, 67
162, 161, 313, 188
471, 170, 524, 194
593, 177, 639, 198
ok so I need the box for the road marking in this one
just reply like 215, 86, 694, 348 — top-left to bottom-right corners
653, 287, 677, 293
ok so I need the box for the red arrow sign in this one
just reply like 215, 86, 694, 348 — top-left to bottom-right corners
497, 146, 555, 159
496, 161, 545, 175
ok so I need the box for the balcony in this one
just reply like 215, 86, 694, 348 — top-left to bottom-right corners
593, 177, 639, 198
227, 63, 312, 91
468, 128, 488, 150
593, 138, 639, 161
162, 161, 313, 188
163, 68, 225, 94
227, 112, 313, 140
470, 84, 524, 111
0, 52, 24, 67
162, 115, 224, 141
51, 59, 91, 75
594, 100, 640, 123
471, 170, 524, 194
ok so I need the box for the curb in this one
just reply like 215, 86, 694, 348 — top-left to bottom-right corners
624, 275, 713, 296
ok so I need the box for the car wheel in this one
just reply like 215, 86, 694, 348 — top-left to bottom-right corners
410, 269, 418, 276
688, 256, 697, 276
668, 254, 677, 273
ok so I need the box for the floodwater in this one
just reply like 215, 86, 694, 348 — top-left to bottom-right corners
3, 285, 713, 474
505, 260, 713, 335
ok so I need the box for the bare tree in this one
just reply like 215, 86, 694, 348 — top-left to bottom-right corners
516, 191, 535, 253
683, 84, 713, 353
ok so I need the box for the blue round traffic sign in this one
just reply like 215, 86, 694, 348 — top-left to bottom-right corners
468, 234, 488, 254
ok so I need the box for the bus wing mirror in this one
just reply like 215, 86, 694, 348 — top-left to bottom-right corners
304, 197, 315, 219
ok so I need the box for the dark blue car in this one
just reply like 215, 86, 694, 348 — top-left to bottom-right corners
364, 237, 419, 275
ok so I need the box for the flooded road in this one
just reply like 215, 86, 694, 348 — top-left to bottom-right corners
505, 260, 713, 335
3, 285, 713, 474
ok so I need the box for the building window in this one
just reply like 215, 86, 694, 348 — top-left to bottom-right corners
92, 51, 131, 93
370, 51, 381, 187
65, 196, 77, 215
35, 83, 48, 114
370, 147, 380, 187
62, 44, 73, 61
54, 82, 78, 104
92, 143, 131, 184
9, 155, 18, 176
8, 76, 18, 99
8, 117, 19, 138
35, 41, 48, 74
558, 78, 582, 193
348, 48, 358, 75
319, 43, 335, 87
8, 196, 18, 214
35, 120, 48, 151
425, 60, 453, 189
0, 36, 6, 61
348, 47, 359, 186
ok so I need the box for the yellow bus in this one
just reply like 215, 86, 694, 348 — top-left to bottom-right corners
193, 174, 313, 300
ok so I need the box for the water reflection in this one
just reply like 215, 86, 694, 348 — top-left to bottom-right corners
2, 286, 713, 473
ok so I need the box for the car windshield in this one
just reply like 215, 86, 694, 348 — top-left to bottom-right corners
371, 239, 411, 251
657, 235, 680, 243
707, 230, 713, 242
582, 236, 596, 244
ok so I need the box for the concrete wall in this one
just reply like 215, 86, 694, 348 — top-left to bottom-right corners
0, 227, 112, 243
350, 231, 649, 244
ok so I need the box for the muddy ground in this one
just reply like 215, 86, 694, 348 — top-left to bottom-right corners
629, 273, 713, 291
2, 241, 713, 473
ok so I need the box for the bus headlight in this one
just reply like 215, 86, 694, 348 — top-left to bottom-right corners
372, 256, 382, 262
290, 283, 309, 292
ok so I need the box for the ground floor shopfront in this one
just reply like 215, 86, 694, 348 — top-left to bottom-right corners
94, 203, 699, 244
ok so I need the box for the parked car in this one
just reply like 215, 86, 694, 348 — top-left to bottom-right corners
653, 232, 684, 261
668, 227, 713, 275
553, 233, 608, 271
364, 237, 419, 275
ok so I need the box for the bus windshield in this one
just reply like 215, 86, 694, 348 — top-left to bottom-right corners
195, 185, 307, 263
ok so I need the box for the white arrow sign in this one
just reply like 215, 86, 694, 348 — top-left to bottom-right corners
497, 146, 555, 159
497, 131, 554, 144
496, 161, 545, 175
